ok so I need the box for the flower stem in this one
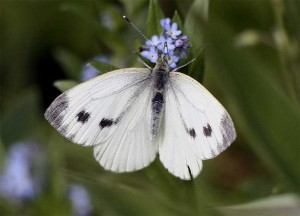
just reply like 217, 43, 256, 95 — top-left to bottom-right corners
272, 0, 300, 105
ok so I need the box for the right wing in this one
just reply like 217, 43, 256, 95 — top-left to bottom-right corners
158, 72, 236, 180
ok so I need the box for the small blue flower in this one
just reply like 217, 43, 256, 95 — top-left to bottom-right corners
157, 36, 175, 52
146, 35, 161, 47
165, 23, 182, 39
0, 142, 44, 202
141, 47, 158, 63
68, 184, 93, 216
81, 56, 109, 82
174, 35, 190, 58
160, 18, 171, 30
175, 35, 189, 48
166, 51, 179, 68
81, 65, 100, 82
101, 11, 115, 31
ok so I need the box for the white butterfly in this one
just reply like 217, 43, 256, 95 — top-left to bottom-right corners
44, 50, 236, 180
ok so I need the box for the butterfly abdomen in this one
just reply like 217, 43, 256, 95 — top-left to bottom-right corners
151, 71, 169, 138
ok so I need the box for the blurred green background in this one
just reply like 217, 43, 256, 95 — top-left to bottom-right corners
1, 0, 300, 215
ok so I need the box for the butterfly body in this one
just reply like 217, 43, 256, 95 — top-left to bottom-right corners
45, 54, 236, 180
150, 54, 170, 138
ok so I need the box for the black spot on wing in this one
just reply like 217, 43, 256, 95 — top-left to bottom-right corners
77, 110, 90, 123
99, 118, 115, 129
44, 92, 68, 128
203, 124, 212, 137
188, 128, 196, 139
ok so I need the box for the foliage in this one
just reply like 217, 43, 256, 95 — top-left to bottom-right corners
1, 0, 300, 215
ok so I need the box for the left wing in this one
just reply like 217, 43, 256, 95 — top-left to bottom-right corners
45, 68, 158, 172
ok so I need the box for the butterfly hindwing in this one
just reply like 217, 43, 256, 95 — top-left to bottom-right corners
93, 79, 158, 172
158, 88, 203, 180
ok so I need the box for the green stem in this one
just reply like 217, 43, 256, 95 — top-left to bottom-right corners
272, 0, 299, 105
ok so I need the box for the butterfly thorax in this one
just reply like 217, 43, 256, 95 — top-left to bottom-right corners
152, 53, 170, 73
150, 53, 170, 139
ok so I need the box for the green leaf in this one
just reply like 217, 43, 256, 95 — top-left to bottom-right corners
219, 193, 300, 216
184, 0, 209, 55
59, 3, 103, 33
147, 0, 164, 36
172, 11, 183, 30
187, 45, 206, 83
0, 88, 40, 145
54, 48, 82, 80
53, 80, 79, 92
90, 61, 118, 74
119, 0, 148, 17
207, 21, 300, 191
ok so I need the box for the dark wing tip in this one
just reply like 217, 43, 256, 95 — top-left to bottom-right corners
44, 93, 69, 128
220, 112, 237, 146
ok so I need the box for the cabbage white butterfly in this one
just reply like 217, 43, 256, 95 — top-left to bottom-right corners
45, 17, 236, 180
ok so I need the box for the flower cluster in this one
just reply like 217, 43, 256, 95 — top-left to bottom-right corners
140, 18, 190, 68
0, 141, 94, 214
68, 184, 93, 216
0, 142, 44, 202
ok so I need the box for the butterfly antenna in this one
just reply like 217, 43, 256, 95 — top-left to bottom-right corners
123, 16, 153, 46
172, 58, 196, 72
137, 56, 152, 69
171, 43, 208, 71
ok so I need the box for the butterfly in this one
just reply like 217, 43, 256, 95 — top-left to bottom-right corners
45, 18, 236, 180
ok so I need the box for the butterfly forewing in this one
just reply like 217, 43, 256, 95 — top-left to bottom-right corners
45, 68, 151, 145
